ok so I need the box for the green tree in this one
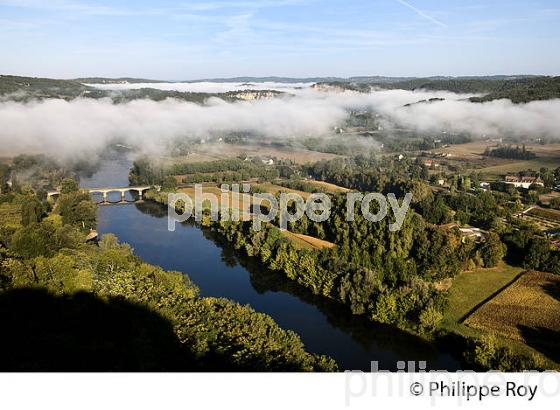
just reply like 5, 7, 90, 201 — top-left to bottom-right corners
21, 198, 44, 226
162, 176, 177, 192
524, 238, 551, 270
59, 178, 79, 194
419, 305, 443, 333
57, 191, 97, 230
479, 232, 506, 268
10, 221, 82, 259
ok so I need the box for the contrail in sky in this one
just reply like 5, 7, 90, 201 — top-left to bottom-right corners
394, 0, 447, 28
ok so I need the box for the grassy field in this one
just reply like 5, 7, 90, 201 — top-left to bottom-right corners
254, 183, 312, 199
281, 230, 335, 250
464, 271, 560, 362
304, 180, 351, 193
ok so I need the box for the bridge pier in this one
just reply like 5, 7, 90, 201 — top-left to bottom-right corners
102, 192, 108, 203
120, 191, 126, 202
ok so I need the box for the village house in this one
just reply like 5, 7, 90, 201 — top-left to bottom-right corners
441, 224, 487, 243
432, 151, 452, 158
504, 175, 544, 189
422, 159, 440, 168
459, 227, 487, 243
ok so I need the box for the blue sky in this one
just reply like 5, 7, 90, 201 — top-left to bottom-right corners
1, 0, 559, 79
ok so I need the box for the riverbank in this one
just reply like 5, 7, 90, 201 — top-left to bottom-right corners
143, 189, 558, 371
141, 191, 466, 368
95, 197, 461, 370
79, 156, 458, 371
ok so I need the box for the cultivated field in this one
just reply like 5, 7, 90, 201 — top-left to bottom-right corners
167, 142, 340, 165
435, 142, 560, 160
539, 191, 560, 205
474, 158, 560, 176
0, 202, 21, 230
464, 271, 560, 360
433, 141, 499, 160
526, 206, 560, 223
518, 206, 560, 232
431, 142, 560, 177
441, 263, 523, 331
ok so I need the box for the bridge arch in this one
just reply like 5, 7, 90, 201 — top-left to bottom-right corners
48, 186, 151, 204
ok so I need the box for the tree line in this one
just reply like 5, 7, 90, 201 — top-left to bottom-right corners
129, 157, 279, 186
0, 182, 335, 371
484, 145, 537, 160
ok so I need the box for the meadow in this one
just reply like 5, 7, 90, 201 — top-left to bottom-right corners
253, 182, 312, 199
303, 180, 351, 193
280, 230, 335, 250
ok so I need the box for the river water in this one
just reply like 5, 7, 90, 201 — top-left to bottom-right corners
80, 155, 462, 371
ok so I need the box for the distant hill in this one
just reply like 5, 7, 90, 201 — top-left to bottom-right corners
0, 75, 94, 99
0, 75, 275, 104
74, 77, 167, 84
468, 76, 560, 103
314, 75, 560, 103
379, 78, 511, 93
2, 74, 558, 103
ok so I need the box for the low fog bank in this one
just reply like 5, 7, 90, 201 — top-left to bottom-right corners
1, 86, 559, 160
86, 81, 315, 94
0, 95, 347, 159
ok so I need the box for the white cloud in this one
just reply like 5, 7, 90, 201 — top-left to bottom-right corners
393, 0, 447, 28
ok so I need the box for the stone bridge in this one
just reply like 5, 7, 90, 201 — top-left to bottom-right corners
47, 186, 151, 203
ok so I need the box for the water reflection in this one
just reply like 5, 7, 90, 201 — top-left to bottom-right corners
122, 202, 463, 371
84, 155, 464, 371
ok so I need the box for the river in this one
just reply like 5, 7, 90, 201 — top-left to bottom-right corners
80, 154, 462, 371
